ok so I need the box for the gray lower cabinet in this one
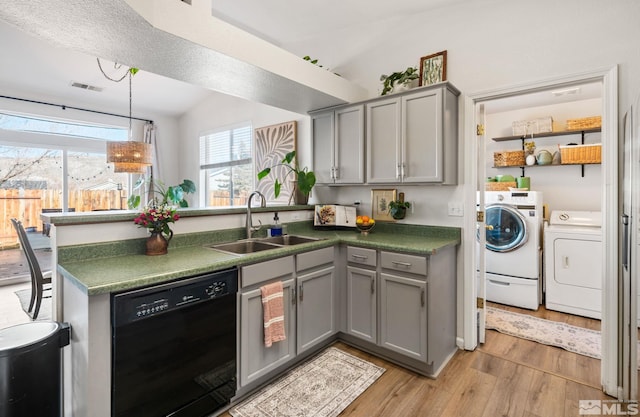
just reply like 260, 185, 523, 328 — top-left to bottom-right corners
296, 265, 336, 353
379, 272, 427, 362
346, 266, 377, 343
239, 278, 296, 387
296, 246, 337, 354
239, 256, 296, 387
239, 248, 337, 389
343, 245, 456, 377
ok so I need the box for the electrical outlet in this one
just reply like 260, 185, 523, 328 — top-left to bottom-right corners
448, 202, 464, 217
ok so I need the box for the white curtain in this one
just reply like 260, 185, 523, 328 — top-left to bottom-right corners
144, 122, 159, 202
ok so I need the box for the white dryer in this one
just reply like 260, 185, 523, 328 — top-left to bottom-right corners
481, 191, 544, 310
544, 210, 602, 319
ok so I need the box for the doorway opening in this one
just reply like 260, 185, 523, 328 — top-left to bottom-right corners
464, 66, 620, 397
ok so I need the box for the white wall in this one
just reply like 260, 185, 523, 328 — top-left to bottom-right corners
0, 84, 181, 185
178, 94, 309, 207
177, 0, 640, 226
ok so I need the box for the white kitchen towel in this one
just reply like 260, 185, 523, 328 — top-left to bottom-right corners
261, 281, 286, 347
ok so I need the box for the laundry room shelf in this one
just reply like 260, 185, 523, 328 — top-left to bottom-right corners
491, 127, 601, 177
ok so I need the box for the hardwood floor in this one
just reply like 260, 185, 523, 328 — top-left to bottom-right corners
221, 341, 611, 417
223, 304, 616, 417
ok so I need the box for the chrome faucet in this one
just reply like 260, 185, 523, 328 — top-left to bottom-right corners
246, 190, 266, 239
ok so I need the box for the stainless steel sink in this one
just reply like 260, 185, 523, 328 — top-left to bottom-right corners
206, 235, 323, 255
259, 235, 321, 246
208, 240, 281, 255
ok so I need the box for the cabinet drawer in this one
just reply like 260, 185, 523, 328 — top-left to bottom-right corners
241, 256, 294, 288
297, 247, 334, 272
381, 251, 427, 276
347, 246, 377, 267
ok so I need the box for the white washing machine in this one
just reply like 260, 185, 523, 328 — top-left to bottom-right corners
481, 191, 544, 310
544, 210, 602, 319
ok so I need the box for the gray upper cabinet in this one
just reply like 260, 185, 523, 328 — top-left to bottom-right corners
366, 83, 459, 184
311, 104, 364, 185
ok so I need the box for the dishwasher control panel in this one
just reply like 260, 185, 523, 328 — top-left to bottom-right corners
112, 268, 238, 326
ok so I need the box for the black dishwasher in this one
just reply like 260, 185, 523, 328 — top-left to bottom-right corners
111, 268, 237, 417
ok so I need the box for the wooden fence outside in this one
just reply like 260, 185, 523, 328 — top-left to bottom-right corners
1, 189, 251, 247
0, 189, 123, 247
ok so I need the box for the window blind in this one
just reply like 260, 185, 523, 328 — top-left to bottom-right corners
199, 125, 252, 170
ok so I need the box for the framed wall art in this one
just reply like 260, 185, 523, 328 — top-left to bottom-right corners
371, 188, 397, 222
255, 120, 297, 203
419, 50, 447, 86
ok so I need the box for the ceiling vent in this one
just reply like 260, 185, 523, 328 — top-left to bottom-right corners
70, 82, 103, 92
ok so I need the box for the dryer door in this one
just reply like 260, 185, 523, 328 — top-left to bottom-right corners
483, 204, 528, 252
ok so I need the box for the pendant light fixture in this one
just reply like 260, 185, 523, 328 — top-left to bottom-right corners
101, 60, 152, 173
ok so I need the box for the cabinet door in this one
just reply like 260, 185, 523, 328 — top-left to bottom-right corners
366, 98, 401, 183
239, 278, 296, 387
402, 88, 443, 182
297, 266, 336, 354
334, 105, 365, 184
346, 266, 377, 343
311, 111, 335, 184
380, 273, 427, 362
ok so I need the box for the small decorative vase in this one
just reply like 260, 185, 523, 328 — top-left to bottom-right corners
146, 230, 172, 256
293, 185, 309, 205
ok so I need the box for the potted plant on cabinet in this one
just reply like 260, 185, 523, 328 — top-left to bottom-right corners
380, 67, 419, 96
257, 151, 316, 205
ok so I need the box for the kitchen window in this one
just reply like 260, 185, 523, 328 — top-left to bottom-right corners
199, 123, 253, 207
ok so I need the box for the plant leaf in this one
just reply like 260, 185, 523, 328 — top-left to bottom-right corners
180, 179, 196, 194
282, 151, 296, 164
257, 168, 271, 180
274, 180, 281, 198
127, 195, 141, 209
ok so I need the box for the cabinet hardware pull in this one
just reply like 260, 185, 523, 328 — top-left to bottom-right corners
396, 163, 401, 179
371, 277, 375, 294
488, 279, 510, 286
421, 289, 425, 307
333, 167, 339, 180
299, 283, 304, 302
401, 162, 406, 179
291, 287, 296, 305
351, 254, 368, 260
391, 261, 412, 268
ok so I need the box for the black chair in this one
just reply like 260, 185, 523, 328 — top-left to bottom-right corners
10, 218, 52, 319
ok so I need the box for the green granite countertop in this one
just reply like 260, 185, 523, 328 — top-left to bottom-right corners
57, 222, 460, 296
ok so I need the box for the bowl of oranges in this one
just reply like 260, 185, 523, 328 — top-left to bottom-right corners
355, 215, 375, 235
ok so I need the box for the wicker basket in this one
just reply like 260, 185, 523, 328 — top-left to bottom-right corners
494, 150, 525, 167
566, 116, 601, 130
512, 117, 553, 136
559, 143, 602, 164
485, 182, 517, 191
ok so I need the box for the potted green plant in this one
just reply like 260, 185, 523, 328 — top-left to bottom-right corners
380, 67, 419, 96
128, 178, 196, 209
389, 200, 411, 220
257, 151, 316, 205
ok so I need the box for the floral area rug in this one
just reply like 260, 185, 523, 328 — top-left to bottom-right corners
486, 306, 603, 358
486, 306, 640, 368
229, 347, 385, 417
